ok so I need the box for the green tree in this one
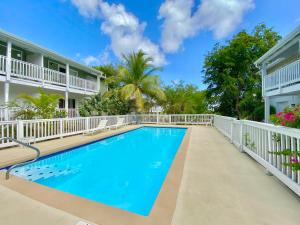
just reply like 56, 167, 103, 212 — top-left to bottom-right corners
203, 24, 281, 119
13, 88, 64, 119
94, 64, 120, 89
163, 81, 208, 114
116, 50, 166, 112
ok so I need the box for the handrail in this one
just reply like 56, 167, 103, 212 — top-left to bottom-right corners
0, 137, 41, 180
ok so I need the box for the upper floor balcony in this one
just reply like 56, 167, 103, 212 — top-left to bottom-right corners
0, 30, 106, 95
0, 55, 102, 94
264, 58, 300, 96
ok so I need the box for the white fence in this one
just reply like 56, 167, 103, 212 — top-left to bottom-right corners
214, 115, 300, 196
0, 115, 138, 148
1, 113, 299, 196
138, 114, 213, 125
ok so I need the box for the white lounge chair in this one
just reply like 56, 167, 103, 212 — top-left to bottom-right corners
110, 118, 125, 130
84, 119, 108, 135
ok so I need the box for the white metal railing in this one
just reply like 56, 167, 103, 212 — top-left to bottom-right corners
0, 55, 6, 74
214, 115, 300, 196
0, 121, 18, 147
1, 55, 98, 92
43, 67, 66, 86
265, 58, 300, 92
138, 114, 214, 125
0, 115, 138, 149
11, 58, 43, 81
1, 113, 299, 196
69, 75, 98, 92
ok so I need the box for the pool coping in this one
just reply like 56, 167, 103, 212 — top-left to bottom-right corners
0, 125, 191, 225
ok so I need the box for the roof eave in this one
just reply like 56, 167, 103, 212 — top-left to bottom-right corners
255, 25, 300, 67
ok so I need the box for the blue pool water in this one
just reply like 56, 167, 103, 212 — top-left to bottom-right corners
12, 127, 186, 216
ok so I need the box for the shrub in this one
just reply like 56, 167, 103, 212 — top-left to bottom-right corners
270, 105, 300, 128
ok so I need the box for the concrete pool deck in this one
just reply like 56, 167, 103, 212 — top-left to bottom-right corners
0, 126, 300, 225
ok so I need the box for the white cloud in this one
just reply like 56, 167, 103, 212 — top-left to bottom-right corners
82, 47, 111, 66
71, 0, 166, 66
83, 55, 101, 66
159, 0, 255, 53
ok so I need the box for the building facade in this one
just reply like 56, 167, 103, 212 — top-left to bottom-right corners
255, 26, 300, 122
0, 30, 106, 119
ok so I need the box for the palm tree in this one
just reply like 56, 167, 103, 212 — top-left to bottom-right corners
13, 88, 64, 119
117, 50, 166, 112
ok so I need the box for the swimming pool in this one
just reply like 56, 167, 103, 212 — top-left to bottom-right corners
11, 127, 187, 216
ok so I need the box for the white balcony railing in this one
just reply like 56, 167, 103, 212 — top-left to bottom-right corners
43, 67, 66, 86
0, 55, 98, 92
265, 58, 300, 92
69, 75, 97, 92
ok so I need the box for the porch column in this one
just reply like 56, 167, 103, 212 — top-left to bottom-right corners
97, 75, 101, 93
6, 41, 12, 81
264, 96, 270, 123
261, 63, 267, 97
65, 91, 69, 118
66, 63, 70, 91
4, 82, 9, 120
4, 41, 12, 120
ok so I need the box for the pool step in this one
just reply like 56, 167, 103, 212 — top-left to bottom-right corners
12, 165, 78, 181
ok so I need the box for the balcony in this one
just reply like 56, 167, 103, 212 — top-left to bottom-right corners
264, 58, 300, 96
0, 55, 98, 93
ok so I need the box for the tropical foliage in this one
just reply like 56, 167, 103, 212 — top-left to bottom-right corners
13, 88, 65, 119
203, 24, 281, 120
162, 81, 208, 114
79, 90, 131, 116
94, 64, 120, 89
108, 50, 166, 112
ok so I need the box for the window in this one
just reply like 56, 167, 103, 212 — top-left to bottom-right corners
58, 98, 76, 109
12, 48, 23, 60
48, 60, 66, 73
0, 43, 23, 60
59, 99, 65, 109
0, 43, 6, 56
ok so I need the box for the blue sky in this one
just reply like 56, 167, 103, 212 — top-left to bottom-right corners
0, 0, 300, 89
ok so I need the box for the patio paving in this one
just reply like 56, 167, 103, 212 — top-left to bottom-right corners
172, 126, 300, 225
0, 125, 299, 225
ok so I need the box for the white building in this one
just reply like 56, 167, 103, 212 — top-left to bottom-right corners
255, 25, 300, 122
0, 30, 106, 119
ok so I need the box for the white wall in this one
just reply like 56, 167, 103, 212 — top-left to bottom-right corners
270, 94, 300, 112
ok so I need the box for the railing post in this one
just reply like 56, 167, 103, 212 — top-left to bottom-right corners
169, 115, 171, 124
60, 119, 63, 138
230, 119, 234, 143
41, 67, 45, 86
85, 117, 90, 131
156, 113, 159, 124
17, 120, 24, 141
185, 115, 187, 124
239, 120, 244, 152
266, 129, 273, 175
